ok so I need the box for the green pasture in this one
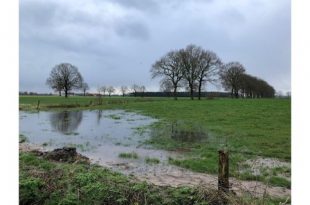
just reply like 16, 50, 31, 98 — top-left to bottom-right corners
20, 96, 291, 185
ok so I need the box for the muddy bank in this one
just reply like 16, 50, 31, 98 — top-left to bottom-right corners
20, 143, 290, 199
135, 167, 290, 198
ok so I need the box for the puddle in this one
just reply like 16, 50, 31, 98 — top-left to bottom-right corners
19, 109, 180, 174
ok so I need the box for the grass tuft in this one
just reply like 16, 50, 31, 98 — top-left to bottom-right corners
145, 157, 160, 164
118, 152, 138, 159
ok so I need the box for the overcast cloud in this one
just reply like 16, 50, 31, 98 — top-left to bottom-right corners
20, 0, 291, 93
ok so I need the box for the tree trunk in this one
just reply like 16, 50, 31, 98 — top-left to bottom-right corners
190, 88, 194, 100
234, 91, 238, 98
173, 86, 177, 100
65, 89, 68, 98
198, 80, 202, 100
83, 91, 86, 96
189, 83, 194, 100
59, 91, 61, 96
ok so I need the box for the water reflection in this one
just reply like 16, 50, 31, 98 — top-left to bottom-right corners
50, 111, 83, 134
97, 110, 103, 124
19, 110, 160, 169
151, 121, 208, 143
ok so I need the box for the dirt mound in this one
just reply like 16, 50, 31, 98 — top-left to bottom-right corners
20, 144, 90, 164
42, 147, 89, 163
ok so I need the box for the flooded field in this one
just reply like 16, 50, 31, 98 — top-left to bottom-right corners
19, 110, 179, 174
19, 109, 291, 198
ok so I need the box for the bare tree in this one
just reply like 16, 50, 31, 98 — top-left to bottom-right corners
160, 78, 174, 96
46, 77, 63, 96
151, 50, 184, 100
152, 45, 222, 100
120, 86, 128, 97
140, 85, 146, 97
196, 50, 222, 100
131, 84, 139, 97
220, 62, 246, 98
179, 45, 201, 100
46, 63, 83, 98
81, 82, 89, 96
100, 86, 108, 96
107, 86, 115, 97
97, 86, 101, 96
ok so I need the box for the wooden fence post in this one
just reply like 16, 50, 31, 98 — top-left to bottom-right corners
218, 150, 229, 192
36, 100, 40, 110
218, 150, 229, 204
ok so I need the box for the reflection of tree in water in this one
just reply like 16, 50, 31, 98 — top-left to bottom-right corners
97, 110, 102, 125
50, 111, 83, 134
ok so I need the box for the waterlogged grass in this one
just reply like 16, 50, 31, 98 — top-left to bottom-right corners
20, 96, 290, 159
133, 125, 150, 136
20, 151, 289, 205
118, 152, 139, 159
145, 157, 160, 164
20, 96, 291, 185
121, 99, 290, 161
66, 142, 93, 152
107, 114, 121, 120
268, 176, 291, 189
19, 134, 28, 143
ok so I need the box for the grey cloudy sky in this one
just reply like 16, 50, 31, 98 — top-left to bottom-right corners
19, 0, 291, 93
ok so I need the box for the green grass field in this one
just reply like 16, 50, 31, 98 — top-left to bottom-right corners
20, 96, 291, 185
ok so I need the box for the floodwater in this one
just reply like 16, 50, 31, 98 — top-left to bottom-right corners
19, 110, 291, 198
19, 109, 177, 174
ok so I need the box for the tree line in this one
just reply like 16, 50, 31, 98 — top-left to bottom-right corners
46, 63, 150, 97
151, 44, 275, 100
96, 84, 146, 97
219, 62, 275, 98
46, 45, 275, 99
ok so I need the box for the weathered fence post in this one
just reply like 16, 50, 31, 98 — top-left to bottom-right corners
36, 100, 40, 110
218, 150, 229, 204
